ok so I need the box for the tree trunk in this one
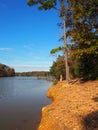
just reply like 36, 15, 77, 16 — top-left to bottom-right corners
63, 16, 69, 83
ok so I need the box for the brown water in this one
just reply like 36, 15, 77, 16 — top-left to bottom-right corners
0, 77, 52, 130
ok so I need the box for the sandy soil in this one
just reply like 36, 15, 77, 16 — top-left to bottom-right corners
38, 80, 98, 130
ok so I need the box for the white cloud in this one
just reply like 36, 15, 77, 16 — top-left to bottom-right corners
23, 44, 35, 50
0, 48, 12, 51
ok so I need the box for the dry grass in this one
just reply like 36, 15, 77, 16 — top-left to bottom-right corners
38, 80, 98, 130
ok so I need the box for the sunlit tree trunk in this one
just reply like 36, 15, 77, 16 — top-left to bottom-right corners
63, 16, 69, 83
61, 0, 69, 84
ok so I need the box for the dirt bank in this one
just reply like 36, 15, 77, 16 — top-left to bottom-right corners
38, 80, 98, 130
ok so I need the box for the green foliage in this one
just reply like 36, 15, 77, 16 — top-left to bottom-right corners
27, 0, 98, 80
68, 0, 98, 80
27, 0, 56, 10
78, 54, 98, 81
69, 0, 98, 55
50, 55, 66, 80
50, 46, 64, 54
69, 59, 80, 78
70, 53, 98, 81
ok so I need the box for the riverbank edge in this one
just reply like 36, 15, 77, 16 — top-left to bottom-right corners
38, 80, 98, 130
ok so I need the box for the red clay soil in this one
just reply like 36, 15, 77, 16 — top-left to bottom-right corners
38, 80, 98, 130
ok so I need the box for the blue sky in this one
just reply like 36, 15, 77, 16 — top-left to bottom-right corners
0, 0, 63, 72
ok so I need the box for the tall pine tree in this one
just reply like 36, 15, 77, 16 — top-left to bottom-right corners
27, 0, 98, 80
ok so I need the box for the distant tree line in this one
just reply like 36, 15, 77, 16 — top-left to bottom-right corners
0, 63, 15, 77
16, 71, 50, 77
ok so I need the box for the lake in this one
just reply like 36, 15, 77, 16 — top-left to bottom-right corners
0, 77, 52, 130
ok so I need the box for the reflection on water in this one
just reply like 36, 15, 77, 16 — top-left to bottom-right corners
0, 77, 14, 98
0, 77, 52, 130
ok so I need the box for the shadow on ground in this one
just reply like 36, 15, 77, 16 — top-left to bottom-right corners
92, 96, 98, 102
83, 111, 98, 130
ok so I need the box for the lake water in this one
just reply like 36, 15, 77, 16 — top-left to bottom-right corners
0, 77, 52, 130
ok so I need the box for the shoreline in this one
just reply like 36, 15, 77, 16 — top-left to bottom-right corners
38, 80, 98, 130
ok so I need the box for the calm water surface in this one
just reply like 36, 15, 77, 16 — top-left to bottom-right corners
0, 77, 52, 130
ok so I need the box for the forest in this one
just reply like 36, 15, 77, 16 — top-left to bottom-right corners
27, 0, 98, 81
0, 63, 50, 78
16, 71, 50, 77
0, 63, 15, 77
